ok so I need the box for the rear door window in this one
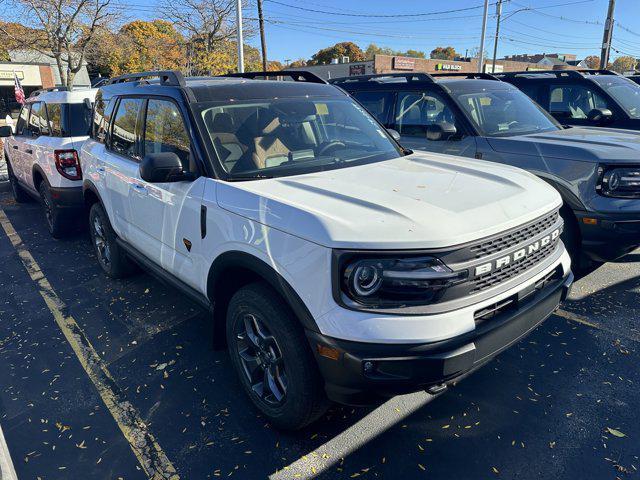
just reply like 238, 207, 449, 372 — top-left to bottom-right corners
28, 102, 49, 136
351, 91, 393, 124
15, 104, 31, 135
109, 98, 144, 159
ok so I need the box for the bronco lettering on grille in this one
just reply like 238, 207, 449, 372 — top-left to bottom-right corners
474, 229, 561, 276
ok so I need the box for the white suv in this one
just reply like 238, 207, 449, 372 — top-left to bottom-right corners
80, 71, 573, 430
0, 87, 97, 237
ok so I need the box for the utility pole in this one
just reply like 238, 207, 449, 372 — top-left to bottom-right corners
236, 0, 244, 73
599, 0, 616, 69
257, 0, 268, 71
491, 0, 503, 74
477, 0, 489, 73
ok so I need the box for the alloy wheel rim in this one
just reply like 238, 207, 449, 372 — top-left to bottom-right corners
92, 216, 111, 266
235, 313, 287, 406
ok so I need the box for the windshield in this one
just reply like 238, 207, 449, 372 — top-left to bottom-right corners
593, 77, 640, 119
196, 97, 402, 179
447, 85, 560, 137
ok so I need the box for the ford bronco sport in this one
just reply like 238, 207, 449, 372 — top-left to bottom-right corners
0, 87, 97, 237
332, 72, 640, 270
80, 70, 572, 429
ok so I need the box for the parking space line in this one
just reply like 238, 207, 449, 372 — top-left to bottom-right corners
0, 209, 180, 480
0, 422, 18, 480
270, 392, 434, 479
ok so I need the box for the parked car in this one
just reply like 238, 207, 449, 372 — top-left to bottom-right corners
0, 87, 97, 237
80, 70, 572, 430
627, 75, 640, 86
331, 72, 640, 270
496, 70, 640, 131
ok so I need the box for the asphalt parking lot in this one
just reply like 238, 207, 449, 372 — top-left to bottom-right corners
0, 184, 638, 480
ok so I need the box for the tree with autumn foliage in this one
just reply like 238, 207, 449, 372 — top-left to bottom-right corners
609, 56, 637, 74
110, 20, 186, 75
430, 46, 457, 60
308, 42, 366, 65
583, 55, 600, 69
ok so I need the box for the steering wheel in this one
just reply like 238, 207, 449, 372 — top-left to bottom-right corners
318, 140, 346, 156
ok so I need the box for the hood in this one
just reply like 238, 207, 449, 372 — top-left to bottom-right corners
216, 152, 562, 249
487, 127, 640, 163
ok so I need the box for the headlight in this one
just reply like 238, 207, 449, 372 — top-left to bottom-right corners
597, 166, 640, 198
340, 255, 468, 308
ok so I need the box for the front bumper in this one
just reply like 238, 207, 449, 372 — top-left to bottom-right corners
576, 210, 640, 262
307, 271, 573, 406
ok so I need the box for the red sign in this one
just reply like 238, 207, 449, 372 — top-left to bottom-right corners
393, 56, 415, 71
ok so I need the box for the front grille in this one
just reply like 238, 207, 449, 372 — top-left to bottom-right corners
471, 239, 559, 293
469, 211, 559, 259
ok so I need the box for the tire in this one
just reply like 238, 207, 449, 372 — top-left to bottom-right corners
88, 202, 135, 278
226, 282, 329, 430
6, 159, 30, 203
38, 181, 70, 239
560, 207, 600, 278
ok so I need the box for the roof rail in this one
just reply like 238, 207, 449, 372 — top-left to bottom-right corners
430, 72, 500, 81
105, 70, 186, 87
495, 70, 584, 79
575, 69, 620, 76
29, 86, 70, 97
329, 73, 434, 84
221, 70, 327, 84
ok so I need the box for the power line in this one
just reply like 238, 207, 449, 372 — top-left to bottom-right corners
263, 0, 496, 18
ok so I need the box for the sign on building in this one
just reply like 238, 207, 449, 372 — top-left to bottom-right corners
435, 63, 463, 71
393, 56, 415, 71
0, 71, 25, 80
349, 64, 366, 76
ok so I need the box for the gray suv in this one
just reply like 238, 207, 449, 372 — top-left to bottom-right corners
331, 73, 640, 270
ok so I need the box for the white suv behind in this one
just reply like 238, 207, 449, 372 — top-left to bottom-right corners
80, 71, 573, 430
0, 87, 97, 237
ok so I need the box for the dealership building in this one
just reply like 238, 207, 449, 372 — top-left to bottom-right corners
0, 50, 90, 119
291, 54, 576, 80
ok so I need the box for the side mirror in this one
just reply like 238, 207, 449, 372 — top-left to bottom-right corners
587, 108, 613, 124
139, 152, 192, 183
386, 128, 401, 141
426, 122, 457, 141
0, 125, 12, 137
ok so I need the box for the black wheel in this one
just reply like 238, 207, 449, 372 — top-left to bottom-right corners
6, 159, 30, 203
226, 282, 329, 430
89, 202, 135, 278
38, 181, 70, 238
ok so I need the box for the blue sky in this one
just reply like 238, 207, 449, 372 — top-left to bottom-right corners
11, 0, 640, 63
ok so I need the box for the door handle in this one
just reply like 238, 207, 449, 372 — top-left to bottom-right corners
25, 149, 33, 155
96, 166, 106, 174
132, 184, 148, 195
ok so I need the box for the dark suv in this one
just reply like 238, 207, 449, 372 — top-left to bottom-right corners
331, 72, 640, 270
497, 70, 640, 131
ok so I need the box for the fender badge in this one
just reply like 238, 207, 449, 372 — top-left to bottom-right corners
183, 238, 192, 252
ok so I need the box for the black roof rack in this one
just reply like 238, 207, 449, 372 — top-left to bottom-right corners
105, 70, 186, 87
221, 70, 327, 84
495, 69, 625, 80
575, 69, 620, 76
329, 73, 434, 84
430, 72, 500, 81
29, 86, 70, 97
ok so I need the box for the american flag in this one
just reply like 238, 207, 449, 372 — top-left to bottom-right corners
14, 73, 25, 105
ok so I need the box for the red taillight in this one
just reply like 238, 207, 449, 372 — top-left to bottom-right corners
54, 149, 82, 180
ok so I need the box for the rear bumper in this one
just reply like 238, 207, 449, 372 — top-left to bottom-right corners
50, 186, 83, 209
307, 271, 573, 406
576, 210, 640, 261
